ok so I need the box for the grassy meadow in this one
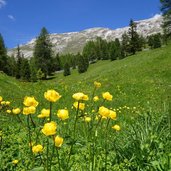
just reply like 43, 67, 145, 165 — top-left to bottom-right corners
0, 43, 171, 170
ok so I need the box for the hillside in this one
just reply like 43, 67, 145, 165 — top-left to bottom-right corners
1, 42, 171, 171
8, 14, 163, 58
1, 43, 171, 112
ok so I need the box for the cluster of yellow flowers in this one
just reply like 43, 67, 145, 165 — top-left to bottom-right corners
0, 96, 10, 106
3, 81, 121, 168
23, 97, 38, 115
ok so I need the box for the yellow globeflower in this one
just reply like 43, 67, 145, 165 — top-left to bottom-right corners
93, 96, 99, 102
42, 121, 57, 136
12, 108, 21, 115
73, 102, 85, 110
38, 109, 50, 118
112, 125, 121, 131
12, 160, 19, 164
44, 90, 61, 102
32, 144, 43, 153
6, 109, 11, 114
1, 101, 6, 105
72, 92, 89, 101
23, 106, 36, 115
0, 96, 3, 102
55, 136, 64, 147
23, 96, 38, 107
109, 110, 117, 120
102, 92, 113, 101
94, 81, 101, 88
98, 106, 110, 117
5, 101, 10, 105
84, 116, 91, 122
57, 109, 69, 120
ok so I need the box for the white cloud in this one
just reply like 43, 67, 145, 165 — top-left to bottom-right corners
8, 15, 15, 21
0, 0, 6, 8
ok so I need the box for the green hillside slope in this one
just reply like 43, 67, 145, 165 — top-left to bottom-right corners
0, 43, 171, 111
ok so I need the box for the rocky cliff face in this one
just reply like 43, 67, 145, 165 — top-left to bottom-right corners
8, 14, 163, 58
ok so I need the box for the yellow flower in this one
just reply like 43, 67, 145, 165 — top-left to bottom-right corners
57, 109, 69, 120
42, 121, 57, 136
109, 110, 117, 120
102, 92, 113, 101
5, 101, 10, 105
6, 109, 11, 114
23, 96, 38, 107
112, 125, 121, 131
23, 106, 36, 115
94, 81, 101, 88
0, 96, 3, 102
44, 90, 61, 102
12, 108, 21, 115
93, 96, 99, 102
12, 160, 19, 164
73, 102, 85, 110
72, 92, 89, 101
1, 101, 6, 105
38, 109, 50, 118
84, 116, 91, 122
98, 106, 110, 117
32, 144, 43, 153
55, 136, 63, 147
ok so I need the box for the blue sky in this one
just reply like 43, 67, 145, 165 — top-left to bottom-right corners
0, 0, 161, 48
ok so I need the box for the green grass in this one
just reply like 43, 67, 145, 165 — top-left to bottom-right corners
1, 43, 171, 111
0, 43, 171, 170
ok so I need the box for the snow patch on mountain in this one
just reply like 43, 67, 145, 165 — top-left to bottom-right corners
8, 14, 163, 58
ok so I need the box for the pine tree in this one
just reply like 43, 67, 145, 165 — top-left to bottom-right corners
148, 34, 162, 49
82, 41, 97, 63
54, 53, 61, 71
15, 45, 23, 79
128, 19, 141, 55
30, 57, 38, 82
121, 32, 130, 57
6, 55, 17, 76
63, 62, 71, 76
160, 0, 171, 38
77, 53, 88, 73
0, 33, 8, 73
108, 41, 117, 61
20, 58, 31, 81
33, 27, 53, 79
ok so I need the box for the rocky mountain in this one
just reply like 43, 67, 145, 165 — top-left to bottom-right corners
8, 14, 163, 58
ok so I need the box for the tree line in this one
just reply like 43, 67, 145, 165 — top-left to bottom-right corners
0, 17, 168, 81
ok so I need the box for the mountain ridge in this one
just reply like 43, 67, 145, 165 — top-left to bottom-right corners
8, 14, 163, 58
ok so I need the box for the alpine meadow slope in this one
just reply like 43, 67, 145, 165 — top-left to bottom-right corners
0, 42, 171, 171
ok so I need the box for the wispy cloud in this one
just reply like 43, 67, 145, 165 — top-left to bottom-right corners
8, 15, 16, 21
0, 0, 6, 8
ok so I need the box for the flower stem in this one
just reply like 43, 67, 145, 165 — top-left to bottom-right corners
105, 119, 110, 171
49, 102, 52, 121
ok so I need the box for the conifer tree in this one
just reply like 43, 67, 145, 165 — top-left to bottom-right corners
54, 53, 61, 71
30, 57, 38, 82
20, 58, 31, 81
77, 53, 88, 73
82, 41, 97, 63
15, 45, 23, 79
128, 19, 141, 55
160, 0, 171, 38
7, 55, 17, 77
0, 33, 8, 73
108, 41, 117, 61
33, 27, 53, 78
63, 62, 71, 76
121, 32, 130, 57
